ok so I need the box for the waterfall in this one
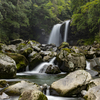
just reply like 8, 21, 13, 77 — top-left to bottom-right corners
48, 24, 61, 46
48, 20, 70, 46
64, 20, 70, 42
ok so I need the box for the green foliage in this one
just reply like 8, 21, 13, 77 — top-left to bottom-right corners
71, 0, 100, 44
0, 0, 72, 43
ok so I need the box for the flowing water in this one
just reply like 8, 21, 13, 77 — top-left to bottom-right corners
64, 20, 70, 42
48, 24, 61, 46
3, 57, 84, 100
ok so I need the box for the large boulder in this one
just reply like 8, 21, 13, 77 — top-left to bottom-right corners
50, 70, 92, 96
0, 53, 17, 79
57, 48, 86, 72
3, 80, 41, 95
83, 86, 100, 100
18, 90, 47, 100
6, 53, 28, 72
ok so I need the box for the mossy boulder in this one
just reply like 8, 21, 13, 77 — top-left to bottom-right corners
57, 48, 86, 72
28, 40, 41, 47
0, 53, 17, 79
40, 51, 57, 61
0, 43, 17, 53
0, 80, 8, 88
6, 53, 28, 72
17, 40, 41, 57
58, 42, 69, 50
17, 42, 26, 51
3, 80, 41, 96
28, 51, 42, 70
19, 47, 33, 58
45, 64, 61, 74
18, 90, 47, 100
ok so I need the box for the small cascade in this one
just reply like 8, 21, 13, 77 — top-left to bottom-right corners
32, 57, 56, 73
46, 85, 50, 95
64, 20, 70, 42
86, 61, 91, 70
48, 24, 61, 46
34, 62, 49, 73
49, 57, 56, 64
42, 84, 50, 95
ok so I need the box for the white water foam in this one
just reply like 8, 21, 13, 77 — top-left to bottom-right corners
86, 61, 91, 70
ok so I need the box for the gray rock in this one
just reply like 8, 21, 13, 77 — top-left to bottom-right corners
0, 80, 8, 88
84, 86, 100, 100
6, 53, 28, 72
0, 53, 17, 79
28, 51, 42, 70
57, 48, 86, 72
45, 64, 61, 74
4, 80, 41, 95
50, 70, 92, 96
18, 90, 47, 100
88, 78, 100, 90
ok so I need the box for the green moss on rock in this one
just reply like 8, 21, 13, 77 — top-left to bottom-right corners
6, 53, 28, 72
58, 42, 69, 50
18, 90, 47, 100
62, 48, 71, 53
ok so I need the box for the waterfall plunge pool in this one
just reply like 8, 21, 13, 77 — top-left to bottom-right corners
4, 72, 84, 100
3, 57, 86, 100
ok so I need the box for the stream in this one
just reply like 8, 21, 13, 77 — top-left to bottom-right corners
5, 73, 84, 100
3, 57, 87, 100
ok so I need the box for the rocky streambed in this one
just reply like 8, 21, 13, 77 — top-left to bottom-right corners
0, 39, 100, 100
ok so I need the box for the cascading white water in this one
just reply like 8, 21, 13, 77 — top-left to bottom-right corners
34, 62, 49, 73
46, 85, 50, 95
48, 24, 62, 46
86, 61, 91, 70
31, 57, 56, 73
64, 20, 70, 42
